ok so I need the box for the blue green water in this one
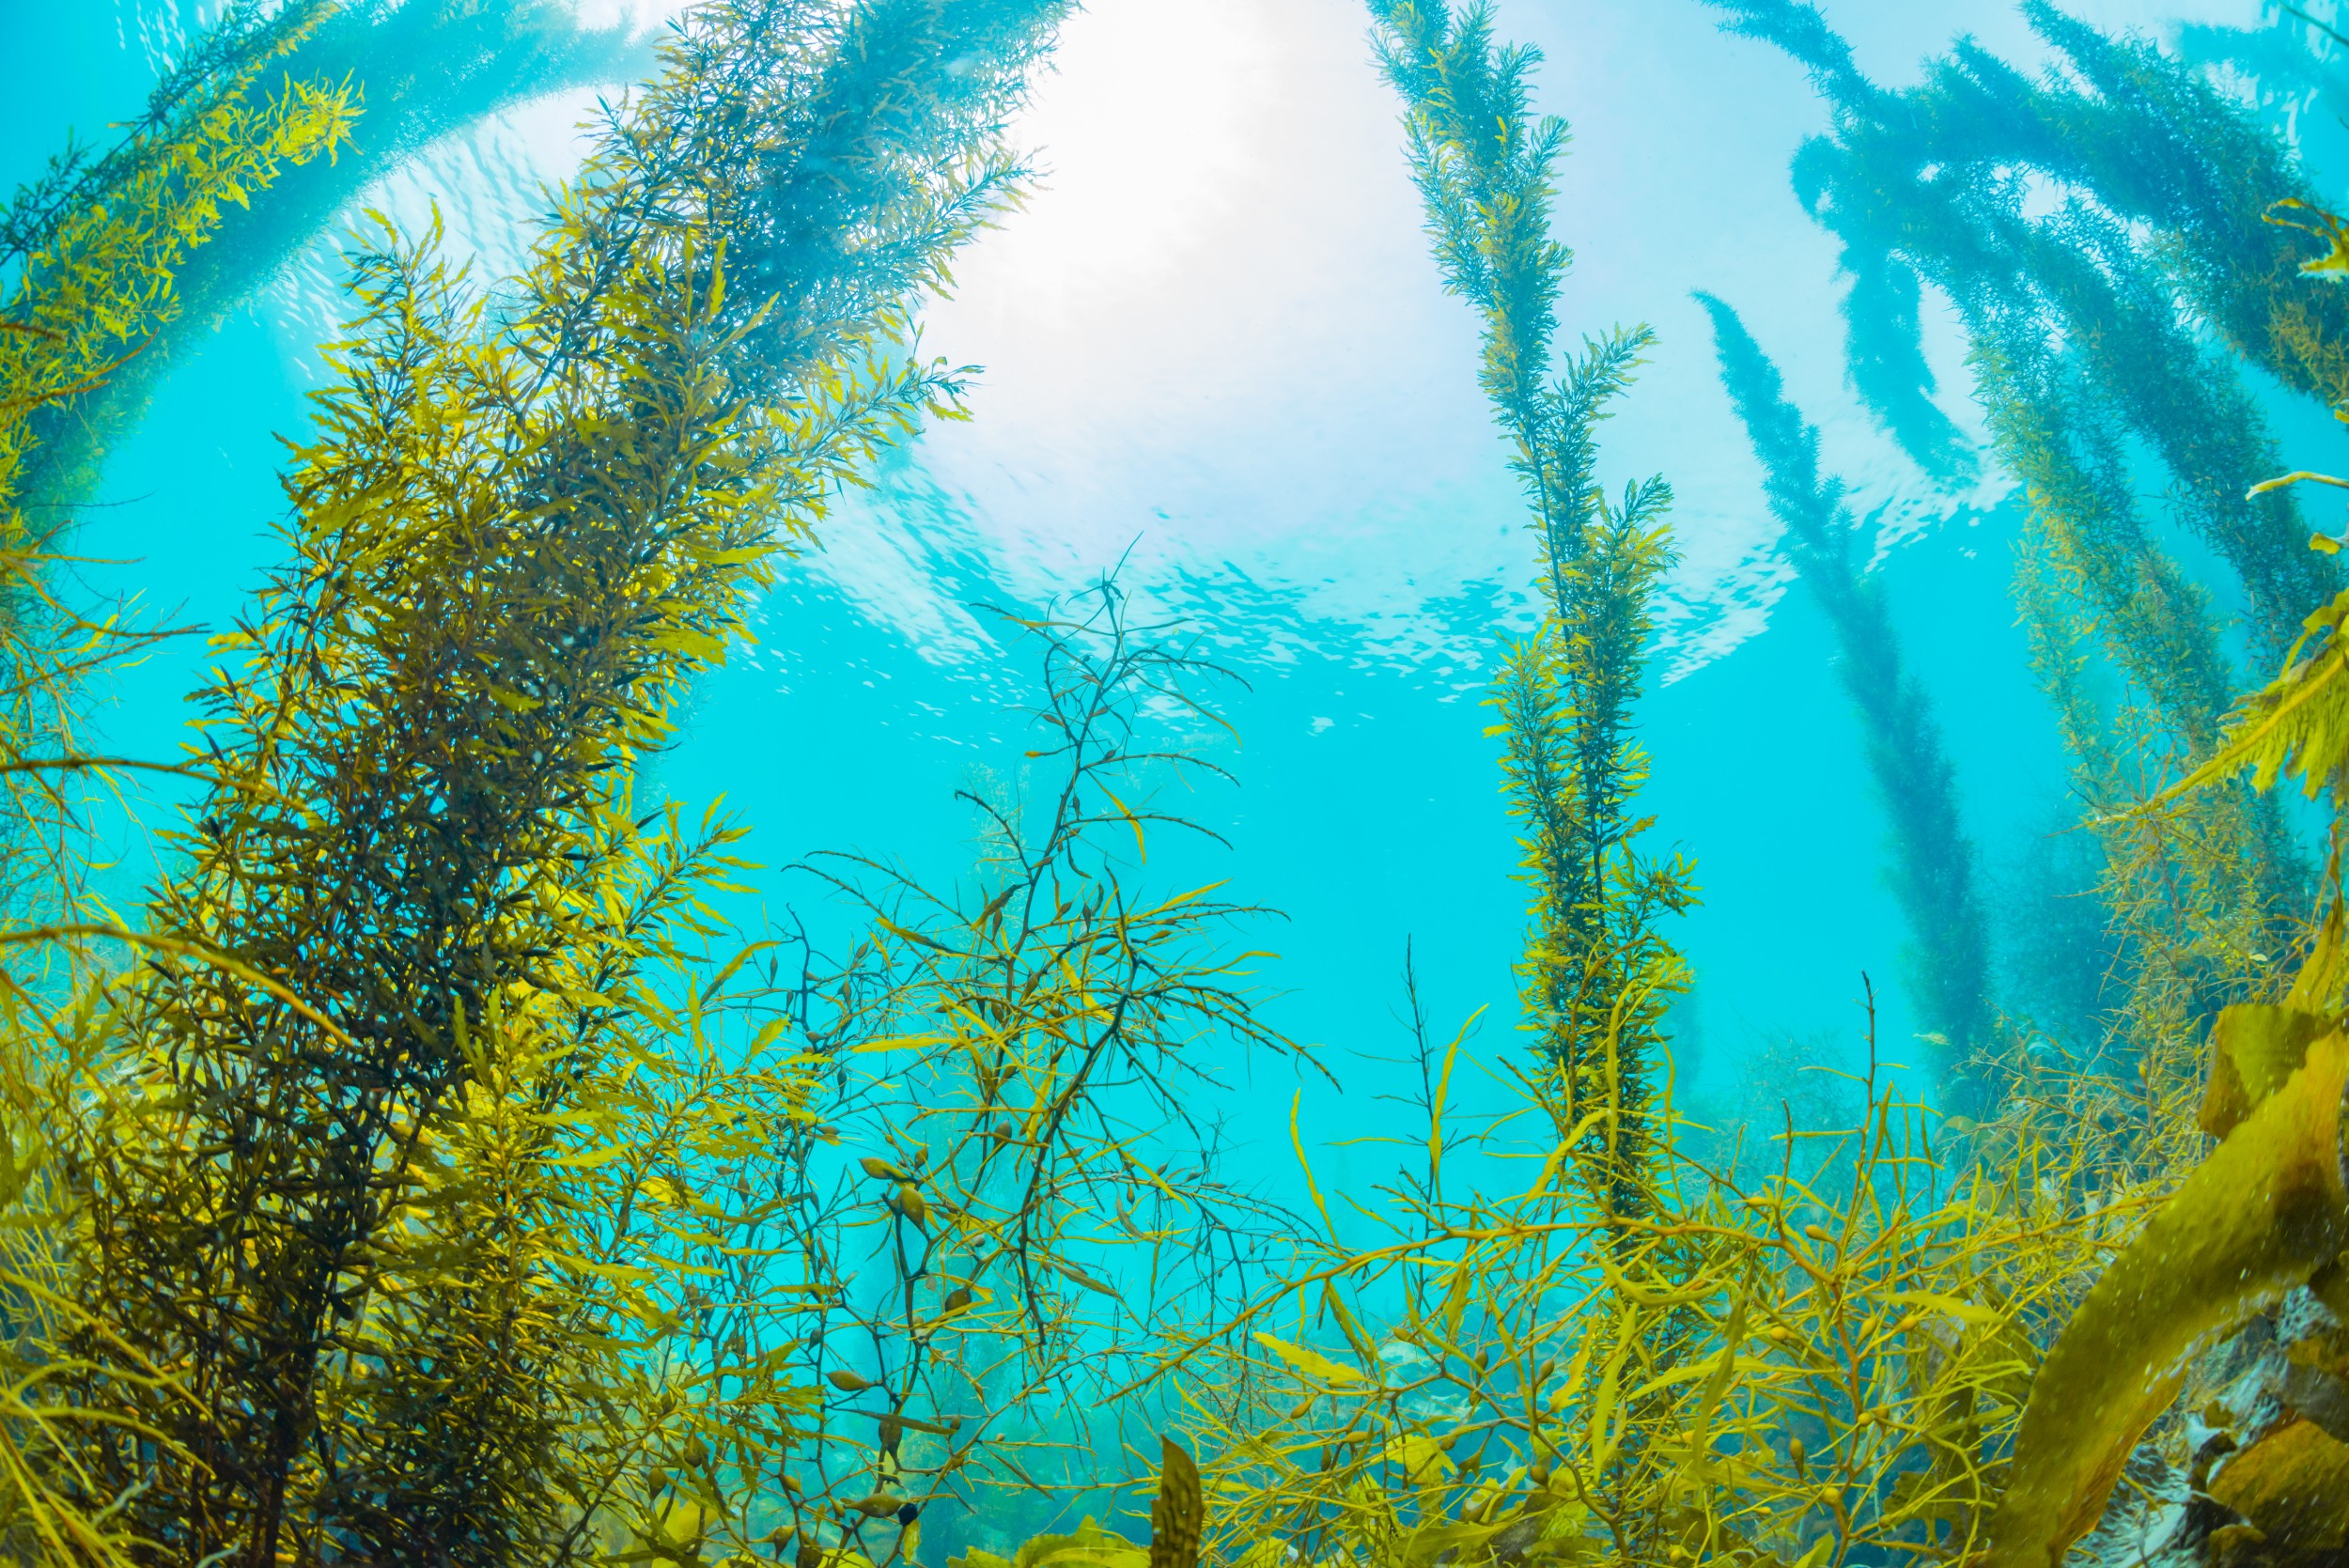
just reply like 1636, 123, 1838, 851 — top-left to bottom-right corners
0, 0, 2327, 1186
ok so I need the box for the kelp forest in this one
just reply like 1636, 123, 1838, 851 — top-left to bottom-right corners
16, 0, 2349, 1564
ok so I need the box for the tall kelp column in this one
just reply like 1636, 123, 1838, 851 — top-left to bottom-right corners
1365, 0, 1693, 1233
1704, 0, 2347, 1112
1698, 294, 1992, 1105
0, 0, 1074, 1561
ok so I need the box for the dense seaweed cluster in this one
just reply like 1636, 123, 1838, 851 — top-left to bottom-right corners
9, 0, 2349, 1565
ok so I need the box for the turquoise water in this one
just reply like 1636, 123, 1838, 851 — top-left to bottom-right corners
0, 0, 2326, 1195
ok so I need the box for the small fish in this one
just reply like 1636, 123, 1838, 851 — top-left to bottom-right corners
874, 1410, 957, 1437
1037, 1253, 1121, 1300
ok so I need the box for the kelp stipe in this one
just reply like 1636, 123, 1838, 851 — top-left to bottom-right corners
1701, 292, 1991, 1098
1365, 0, 1693, 1227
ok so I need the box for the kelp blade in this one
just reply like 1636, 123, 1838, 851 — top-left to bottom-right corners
1985, 1033, 2349, 1567
1151, 1436, 1204, 1568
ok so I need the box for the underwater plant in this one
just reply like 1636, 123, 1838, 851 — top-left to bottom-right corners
0, 1, 357, 902
1366, 0, 1693, 1226
26, 3, 2349, 1566
0, 0, 1081, 1559
8, 0, 657, 527
1701, 293, 1992, 1092
779, 580, 1317, 1560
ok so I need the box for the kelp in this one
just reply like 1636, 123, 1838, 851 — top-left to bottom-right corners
1701, 291, 1991, 1086
1366, 0, 1692, 1224
9, 0, 658, 524
0, 0, 1078, 1559
20, 5, 2349, 1567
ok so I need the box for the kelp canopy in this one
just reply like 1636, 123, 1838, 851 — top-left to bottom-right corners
10, 1, 2349, 1566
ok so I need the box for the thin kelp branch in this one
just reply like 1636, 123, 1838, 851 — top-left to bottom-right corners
1700, 293, 1992, 1089
0, 1, 340, 271
1368, 0, 1692, 1223
790, 582, 1318, 1506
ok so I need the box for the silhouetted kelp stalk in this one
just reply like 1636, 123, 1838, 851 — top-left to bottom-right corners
1702, 0, 2347, 666
1700, 293, 1993, 1098
781, 581, 1319, 1559
11, 0, 661, 527
1366, 0, 1694, 1233
1703, 0, 2319, 1087
0, 0, 1081, 1560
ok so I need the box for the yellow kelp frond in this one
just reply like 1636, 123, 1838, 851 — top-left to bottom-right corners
2198, 1001, 2332, 1137
1374, 1, 1691, 1224
2268, 196, 2349, 283
2162, 583, 2349, 802
1985, 1033, 2349, 1568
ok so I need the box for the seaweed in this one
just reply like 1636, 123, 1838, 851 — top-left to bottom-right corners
1701, 292, 1992, 1088
1367, 0, 1693, 1225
